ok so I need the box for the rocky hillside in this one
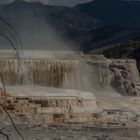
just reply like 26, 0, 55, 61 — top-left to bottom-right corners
0, 0, 140, 52
76, 0, 140, 29
0, 0, 103, 51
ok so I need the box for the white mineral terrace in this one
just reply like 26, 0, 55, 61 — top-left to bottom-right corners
3, 85, 140, 114
0, 50, 140, 115
5, 85, 96, 100
0, 50, 81, 60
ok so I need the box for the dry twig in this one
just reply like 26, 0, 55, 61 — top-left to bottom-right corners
0, 72, 7, 105
0, 16, 24, 140
0, 104, 24, 140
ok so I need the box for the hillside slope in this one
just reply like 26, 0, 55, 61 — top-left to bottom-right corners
76, 0, 140, 29
0, 0, 140, 51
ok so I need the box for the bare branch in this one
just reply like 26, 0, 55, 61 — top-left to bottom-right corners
0, 72, 7, 105
0, 17, 24, 140
0, 26, 19, 49
0, 33, 20, 71
0, 17, 23, 53
0, 130, 10, 140
0, 104, 24, 140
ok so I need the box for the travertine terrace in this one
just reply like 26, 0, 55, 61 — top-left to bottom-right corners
0, 50, 140, 128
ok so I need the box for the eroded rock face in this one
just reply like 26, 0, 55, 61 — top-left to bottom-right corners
109, 59, 139, 96
84, 55, 140, 96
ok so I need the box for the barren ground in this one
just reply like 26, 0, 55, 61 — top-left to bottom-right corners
0, 124, 140, 140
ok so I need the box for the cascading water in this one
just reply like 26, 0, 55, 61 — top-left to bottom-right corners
0, 50, 98, 92
0, 59, 80, 88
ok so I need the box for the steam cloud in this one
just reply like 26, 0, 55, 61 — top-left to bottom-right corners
0, 1, 77, 51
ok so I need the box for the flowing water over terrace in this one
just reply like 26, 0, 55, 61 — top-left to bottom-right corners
0, 50, 97, 91
0, 59, 85, 89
